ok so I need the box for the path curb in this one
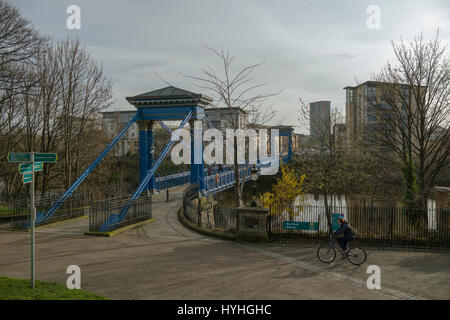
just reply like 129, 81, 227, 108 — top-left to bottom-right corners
84, 218, 154, 237
7, 215, 88, 232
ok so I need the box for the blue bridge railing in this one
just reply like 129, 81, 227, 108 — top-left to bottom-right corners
155, 171, 190, 190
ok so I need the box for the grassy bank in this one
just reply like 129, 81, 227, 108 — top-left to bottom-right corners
0, 277, 105, 300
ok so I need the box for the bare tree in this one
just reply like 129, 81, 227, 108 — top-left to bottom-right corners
54, 39, 113, 189
183, 47, 279, 207
367, 30, 450, 215
0, 0, 46, 103
0, 0, 45, 200
297, 98, 346, 233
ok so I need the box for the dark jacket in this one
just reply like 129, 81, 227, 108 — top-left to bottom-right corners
334, 222, 353, 239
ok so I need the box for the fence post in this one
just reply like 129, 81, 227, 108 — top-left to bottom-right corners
390, 207, 394, 246
197, 197, 201, 228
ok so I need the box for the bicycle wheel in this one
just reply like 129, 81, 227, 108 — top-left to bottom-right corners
317, 245, 336, 263
347, 247, 367, 265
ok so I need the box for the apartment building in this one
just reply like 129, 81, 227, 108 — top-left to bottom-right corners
343, 81, 419, 151
101, 110, 139, 156
204, 107, 249, 132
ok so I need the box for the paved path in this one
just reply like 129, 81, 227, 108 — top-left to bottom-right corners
0, 187, 448, 299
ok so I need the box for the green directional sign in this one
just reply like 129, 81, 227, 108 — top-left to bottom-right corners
283, 221, 319, 231
8, 153, 57, 163
8, 153, 31, 162
33, 162, 43, 172
34, 153, 57, 163
23, 172, 32, 184
19, 163, 32, 173
19, 162, 43, 174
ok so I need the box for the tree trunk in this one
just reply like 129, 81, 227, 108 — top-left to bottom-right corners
324, 189, 333, 235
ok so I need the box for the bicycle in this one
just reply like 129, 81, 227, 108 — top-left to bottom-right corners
317, 235, 367, 265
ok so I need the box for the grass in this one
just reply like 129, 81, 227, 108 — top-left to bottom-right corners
0, 277, 106, 300
0, 205, 11, 216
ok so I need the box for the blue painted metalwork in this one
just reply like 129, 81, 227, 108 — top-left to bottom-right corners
278, 127, 294, 163
36, 84, 295, 230
189, 123, 198, 186
155, 171, 190, 190
138, 106, 205, 121
41, 113, 139, 224
98, 111, 192, 231
139, 127, 148, 187
147, 123, 155, 191
157, 120, 189, 149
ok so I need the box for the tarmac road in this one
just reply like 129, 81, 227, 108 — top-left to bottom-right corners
0, 186, 448, 300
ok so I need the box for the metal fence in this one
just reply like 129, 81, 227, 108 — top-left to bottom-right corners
9, 185, 133, 229
182, 183, 237, 233
203, 165, 252, 194
182, 183, 199, 226
89, 194, 152, 232
8, 184, 133, 204
268, 204, 450, 250
212, 206, 237, 232
10, 192, 88, 229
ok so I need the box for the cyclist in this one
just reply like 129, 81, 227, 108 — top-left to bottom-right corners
333, 218, 354, 258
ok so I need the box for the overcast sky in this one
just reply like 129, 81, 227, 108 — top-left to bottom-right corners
12, 0, 450, 133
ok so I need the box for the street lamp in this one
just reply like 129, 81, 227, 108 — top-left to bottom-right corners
250, 164, 258, 207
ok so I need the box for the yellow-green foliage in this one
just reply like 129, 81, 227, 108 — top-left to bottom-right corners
260, 165, 306, 216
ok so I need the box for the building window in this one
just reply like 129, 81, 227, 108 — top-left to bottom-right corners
367, 85, 377, 98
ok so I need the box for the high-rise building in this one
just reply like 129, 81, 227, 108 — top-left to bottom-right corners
343, 81, 419, 151
309, 101, 331, 141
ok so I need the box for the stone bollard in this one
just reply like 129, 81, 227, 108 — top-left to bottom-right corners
236, 206, 269, 242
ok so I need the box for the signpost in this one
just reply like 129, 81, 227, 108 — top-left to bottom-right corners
7, 152, 57, 289
29, 153, 36, 289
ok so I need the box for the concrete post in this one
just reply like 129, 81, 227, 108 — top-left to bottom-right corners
236, 206, 269, 242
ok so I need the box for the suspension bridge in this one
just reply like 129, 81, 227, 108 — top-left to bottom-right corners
25, 86, 295, 232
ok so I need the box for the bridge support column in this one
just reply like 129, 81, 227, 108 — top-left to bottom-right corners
288, 133, 292, 161
189, 120, 198, 185
147, 121, 155, 192
138, 120, 155, 192
189, 119, 205, 191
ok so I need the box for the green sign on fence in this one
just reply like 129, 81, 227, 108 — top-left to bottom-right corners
283, 221, 319, 231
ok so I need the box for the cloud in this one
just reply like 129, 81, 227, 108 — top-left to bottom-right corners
12, 0, 450, 133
